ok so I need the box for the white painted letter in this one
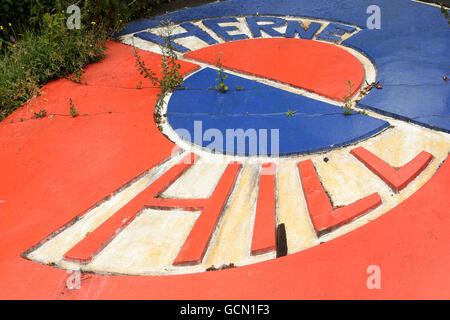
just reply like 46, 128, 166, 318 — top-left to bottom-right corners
366, 5, 381, 30
366, 265, 381, 289
66, 5, 81, 30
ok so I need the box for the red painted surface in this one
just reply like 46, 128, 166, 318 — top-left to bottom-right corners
0, 42, 449, 299
298, 159, 382, 234
173, 162, 242, 266
64, 153, 200, 263
184, 38, 365, 102
251, 163, 276, 255
351, 147, 434, 192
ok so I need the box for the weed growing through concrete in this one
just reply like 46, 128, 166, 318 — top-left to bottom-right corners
342, 80, 354, 115
69, 98, 78, 117
68, 68, 86, 84
359, 110, 369, 116
284, 109, 297, 117
133, 19, 183, 131
343, 108, 352, 116
33, 109, 47, 119
215, 52, 229, 93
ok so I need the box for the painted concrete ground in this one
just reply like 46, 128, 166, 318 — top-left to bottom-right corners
0, 0, 449, 299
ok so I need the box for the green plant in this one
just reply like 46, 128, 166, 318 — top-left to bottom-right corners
215, 52, 228, 93
359, 110, 369, 115
0, 1, 177, 122
133, 20, 184, 130
69, 98, 79, 117
0, 1, 174, 53
69, 68, 86, 84
236, 85, 245, 91
0, 22, 17, 52
342, 80, 354, 115
0, 1, 201, 123
0, 11, 106, 122
284, 110, 297, 117
33, 109, 47, 119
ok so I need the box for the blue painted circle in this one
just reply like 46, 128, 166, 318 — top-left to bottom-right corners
167, 68, 389, 156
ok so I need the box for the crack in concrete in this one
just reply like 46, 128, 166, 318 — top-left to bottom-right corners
411, 114, 450, 119
73, 82, 298, 92
1, 110, 150, 126
167, 111, 359, 117
378, 83, 449, 87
